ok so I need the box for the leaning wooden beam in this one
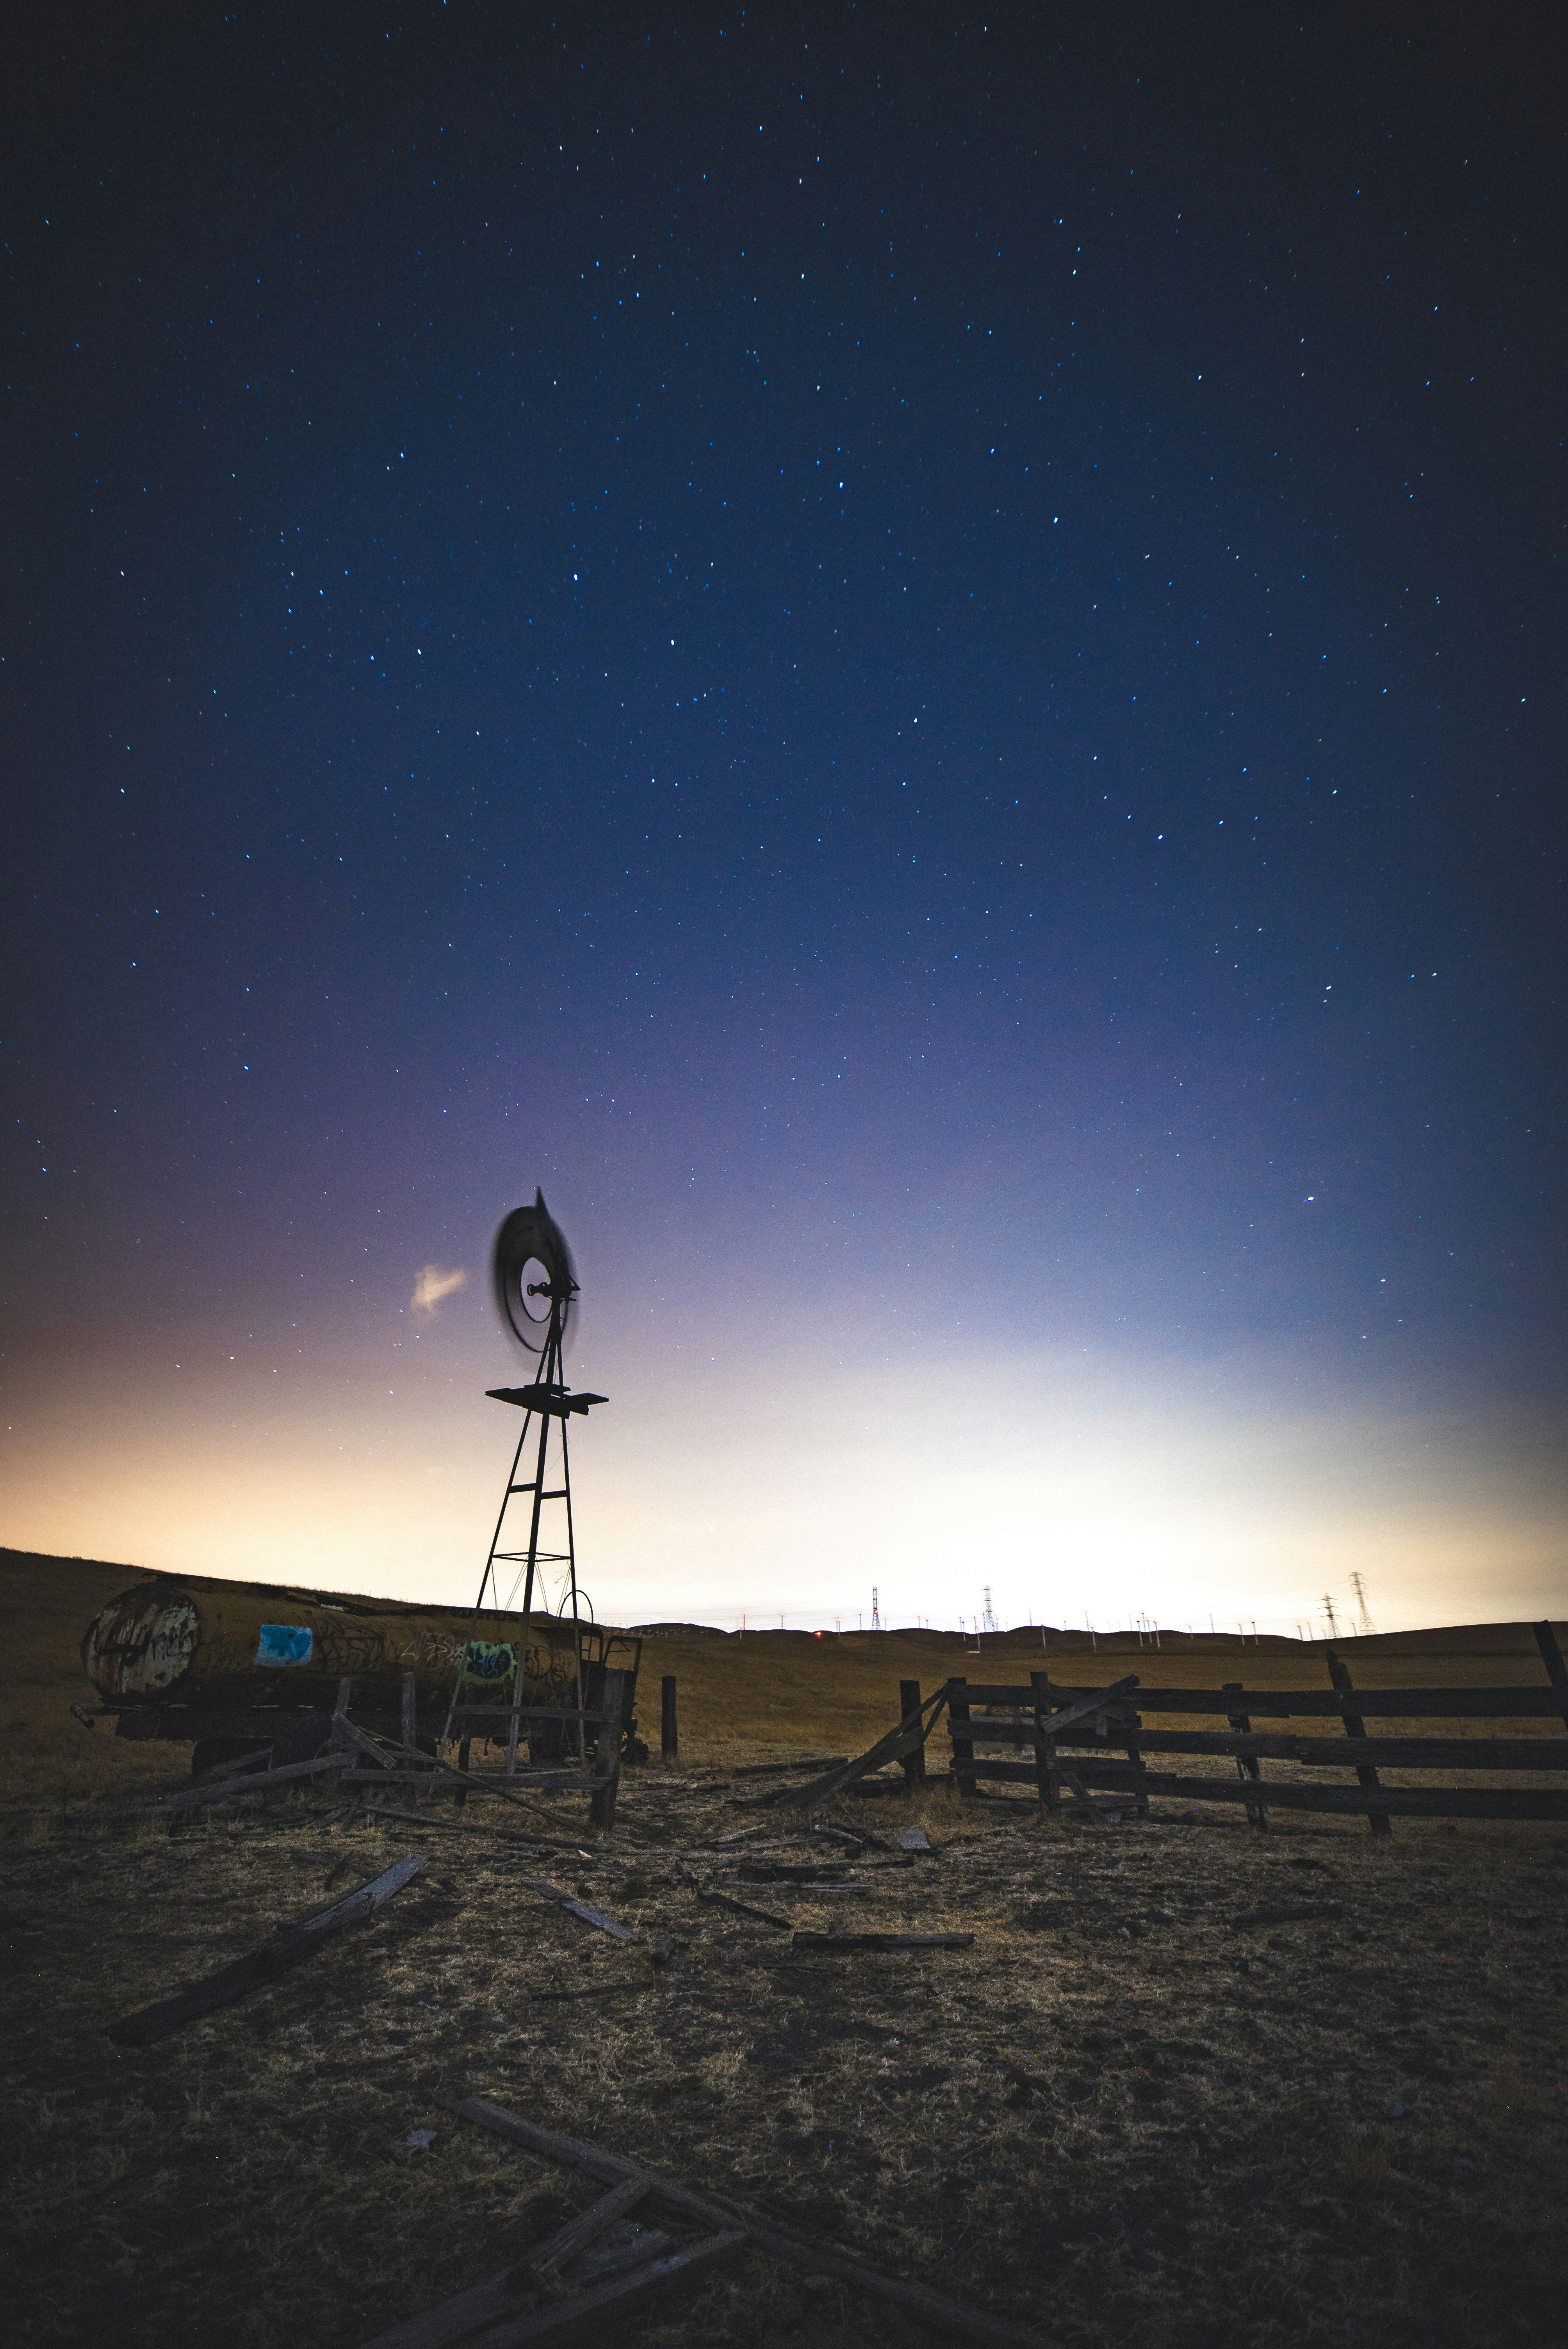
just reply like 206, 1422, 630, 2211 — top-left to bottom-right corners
765, 1685, 954, 1810
456, 2097, 1050, 2347
107, 1852, 428, 2045
332, 1711, 396, 1767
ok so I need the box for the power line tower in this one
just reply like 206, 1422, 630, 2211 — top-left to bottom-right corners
981, 1584, 998, 1634
871, 1585, 881, 1631
1322, 1590, 1340, 1639
1350, 1571, 1376, 1636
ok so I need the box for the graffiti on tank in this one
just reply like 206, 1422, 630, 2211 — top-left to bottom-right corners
85, 1597, 199, 1695
309, 1625, 391, 1677
255, 1624, 314, 1668
463, 1640, 517, 1684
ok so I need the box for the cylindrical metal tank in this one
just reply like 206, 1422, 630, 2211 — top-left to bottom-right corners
81, 1572, 639, 1765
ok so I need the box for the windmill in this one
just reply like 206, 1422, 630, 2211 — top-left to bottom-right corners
444, 1191, 608, 1767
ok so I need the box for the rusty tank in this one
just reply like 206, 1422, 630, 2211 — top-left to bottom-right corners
81, 1571, 642, 1773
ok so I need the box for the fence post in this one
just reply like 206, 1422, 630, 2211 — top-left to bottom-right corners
661, 1674, 679, 1763
1533, 1623, 1568, 1732
1325, 1648, 1391, 1837
1222, 1682, 1269, 1832
590, 1669, 627, 1831
1029, 1670, 1060, 1815
401, 1669, 418, 1754
899, 1680, 927, 1787
949, 1675, 978, 1800
1119, 1696, 1151, 1819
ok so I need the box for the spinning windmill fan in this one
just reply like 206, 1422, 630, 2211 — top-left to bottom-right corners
464, 1184, 606, 1650
492, 1188, 579, 1355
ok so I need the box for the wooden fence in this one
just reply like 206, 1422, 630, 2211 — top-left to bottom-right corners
893, 1626, 1568, 1832
338, 1666, 631, 1830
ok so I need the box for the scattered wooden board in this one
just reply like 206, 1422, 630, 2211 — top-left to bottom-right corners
155, 1754, 347, 1813
792, 1932, 975, 1952
107, 1852, 429, 2045
359, 2226, 744, 2349
455, 2096, 1048, 2347
695, 1886, 795, 1930
529, 2176, 650, 2290
522, 1878, 638, 1941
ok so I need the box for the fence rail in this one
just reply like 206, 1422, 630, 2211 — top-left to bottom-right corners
914, 1624, 1568, 1832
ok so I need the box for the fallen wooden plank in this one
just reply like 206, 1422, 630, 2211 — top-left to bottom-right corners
531, 2176, 650, 2288
463, 2234, 748, 2347
522, 1878, 638, 1941
351, 1726, 592, 1824
529, 1982, 655, 2003
456, 2096, 1050, 2347
695, 1886, 795, 1930
792, 1932, 974, 1952
358, 2228, 743, 2349
361, 1805, 479, 1834
732, 1756, 848, 1778
107, 1852, 429, 2044
736, 1862, 861, 1884
340, 1769, 592, 1792
565, 2226, 674, 2286
354, 2263, 524, 2349
1233, 1903, 1345, 1928
153, 1754, 347, 1813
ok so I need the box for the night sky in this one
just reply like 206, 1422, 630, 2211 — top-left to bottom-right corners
5, 3, 1564, 1636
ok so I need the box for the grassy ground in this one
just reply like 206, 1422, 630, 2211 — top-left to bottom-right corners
5, 1551, 1568, 2347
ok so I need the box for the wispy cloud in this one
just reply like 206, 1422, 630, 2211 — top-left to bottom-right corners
412, 1264, 467, 1316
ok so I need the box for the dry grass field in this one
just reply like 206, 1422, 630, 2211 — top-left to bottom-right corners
5, 1546, 1568, 2348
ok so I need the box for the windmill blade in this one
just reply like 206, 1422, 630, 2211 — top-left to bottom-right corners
492, 1188, 578, 1354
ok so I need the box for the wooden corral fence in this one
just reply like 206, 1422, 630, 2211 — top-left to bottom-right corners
888, 1626, 1568, 1833
387, 1666, 631, 1829
200, 1668, 636, 1831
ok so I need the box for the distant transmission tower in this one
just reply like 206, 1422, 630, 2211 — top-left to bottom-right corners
1323, 1591, 1340, 1639
1350, 1571, 1376, 1636
981, 1584, 998, 1634
871, 1584, 881, 1631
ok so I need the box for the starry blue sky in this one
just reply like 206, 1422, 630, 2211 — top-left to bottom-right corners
4, 2, 1564, 1633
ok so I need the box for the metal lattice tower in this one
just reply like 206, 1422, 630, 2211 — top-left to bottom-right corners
444, 1192, 606, 1766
